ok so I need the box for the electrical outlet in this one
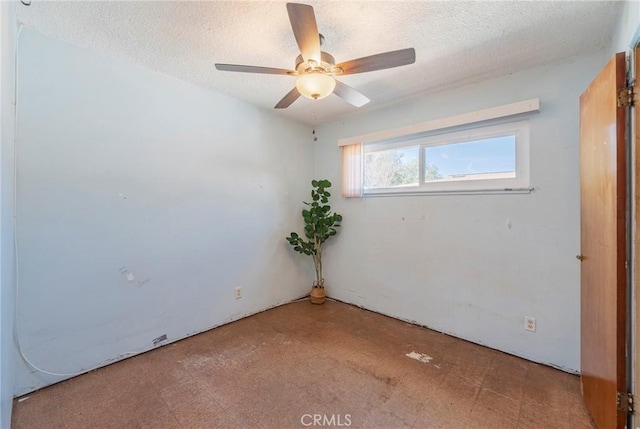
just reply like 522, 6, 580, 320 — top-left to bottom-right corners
235, 287, 242, 299
525, 316, 536, 332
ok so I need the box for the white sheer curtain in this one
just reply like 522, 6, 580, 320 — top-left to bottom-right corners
342, 143, 363, 198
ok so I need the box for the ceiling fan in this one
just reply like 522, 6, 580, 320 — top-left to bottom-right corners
215, 3, 416, 109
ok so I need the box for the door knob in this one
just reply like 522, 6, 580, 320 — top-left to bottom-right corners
576, 255, 585, 261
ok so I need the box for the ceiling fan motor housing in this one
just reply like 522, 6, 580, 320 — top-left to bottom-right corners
295, 52, 340, 76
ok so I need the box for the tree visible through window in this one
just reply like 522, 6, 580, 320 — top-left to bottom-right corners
364, 146, 418, 189
364, 146, 444, 189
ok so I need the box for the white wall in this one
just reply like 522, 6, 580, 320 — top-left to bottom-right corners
0, 2, 17, 427
314, 50, 609, 372
14, 29, 314, 395
611, 0, 640, 54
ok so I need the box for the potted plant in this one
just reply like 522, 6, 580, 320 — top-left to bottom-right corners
286, 179, 342, 304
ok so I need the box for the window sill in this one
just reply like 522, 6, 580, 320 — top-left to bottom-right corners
362, 187, 534, 197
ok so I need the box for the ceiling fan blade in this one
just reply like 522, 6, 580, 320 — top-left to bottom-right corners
335, 48, 416, 75
333, 80, 370, 107
215, 64, 295, 75
286, 3, 321, 64
275, 87, 301, 109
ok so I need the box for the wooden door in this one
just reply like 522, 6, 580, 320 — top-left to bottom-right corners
580, 52, 628, 429
635, 45, 640, 429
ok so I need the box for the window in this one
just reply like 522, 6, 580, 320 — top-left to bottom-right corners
361, 121, 529, 195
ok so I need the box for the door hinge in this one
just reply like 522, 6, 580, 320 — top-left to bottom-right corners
617, 391, 634, 414
618, 85, 635, 107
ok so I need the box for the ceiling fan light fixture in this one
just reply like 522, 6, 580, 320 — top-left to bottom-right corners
296, 72, 335, 100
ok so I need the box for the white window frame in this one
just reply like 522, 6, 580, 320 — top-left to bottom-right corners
363, 120, 530, 196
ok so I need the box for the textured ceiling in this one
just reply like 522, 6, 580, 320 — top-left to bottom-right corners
17, 1, 621, 125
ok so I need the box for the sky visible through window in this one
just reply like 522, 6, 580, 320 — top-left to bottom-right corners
424, 135, 516, 178
391, 137, 516, 174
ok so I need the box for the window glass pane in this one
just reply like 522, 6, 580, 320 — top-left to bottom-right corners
364, 146, 419, 189
424, 135, 516, 183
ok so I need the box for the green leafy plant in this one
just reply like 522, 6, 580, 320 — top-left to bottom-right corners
286, 179, 342, 288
